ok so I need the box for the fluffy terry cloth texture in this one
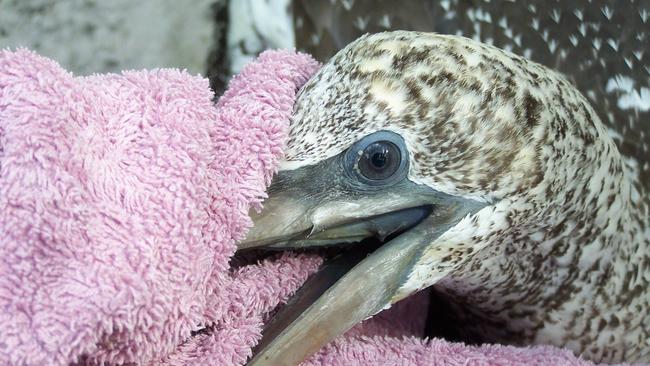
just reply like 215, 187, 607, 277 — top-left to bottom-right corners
0, 48, 320, 365
0, 49, 640, 366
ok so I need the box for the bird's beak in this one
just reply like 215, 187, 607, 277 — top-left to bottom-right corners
238, 163, 487, 365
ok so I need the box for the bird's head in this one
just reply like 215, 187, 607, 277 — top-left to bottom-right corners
240, 31, 617, 365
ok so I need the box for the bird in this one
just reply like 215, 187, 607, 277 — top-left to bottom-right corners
238, 31, 650, 365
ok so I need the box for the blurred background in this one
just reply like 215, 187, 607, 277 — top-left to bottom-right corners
0, 0, 648, 187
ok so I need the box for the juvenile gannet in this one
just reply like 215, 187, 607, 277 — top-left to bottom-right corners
239, 31, 650, 365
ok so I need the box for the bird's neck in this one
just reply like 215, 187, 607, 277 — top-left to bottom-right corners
436, 162, 649, 362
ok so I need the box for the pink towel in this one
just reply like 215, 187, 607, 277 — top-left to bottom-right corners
0, 49, 636, 365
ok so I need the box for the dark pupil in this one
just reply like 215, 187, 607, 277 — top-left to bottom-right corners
371, 151, 388, 168
358, 141, 401, 180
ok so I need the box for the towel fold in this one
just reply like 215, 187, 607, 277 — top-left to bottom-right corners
0, 48, 637, 365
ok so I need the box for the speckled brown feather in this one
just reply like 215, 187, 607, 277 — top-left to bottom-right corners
283, 31, 650, 363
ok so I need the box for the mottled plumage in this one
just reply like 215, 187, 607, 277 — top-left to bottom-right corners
282, 31, 649, 363
294, 0, 650, 191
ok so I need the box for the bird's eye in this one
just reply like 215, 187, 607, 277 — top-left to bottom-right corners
357, 141, 401, 180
